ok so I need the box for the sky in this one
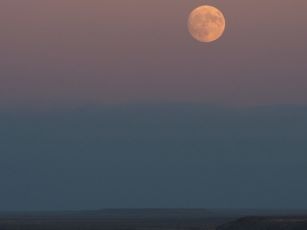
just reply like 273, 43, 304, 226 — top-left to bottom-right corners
0, 1, 307, 211
0, 0, 307, 107
1, 106, 307, 211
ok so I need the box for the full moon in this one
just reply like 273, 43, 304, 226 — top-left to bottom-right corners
188, 5, 226, 43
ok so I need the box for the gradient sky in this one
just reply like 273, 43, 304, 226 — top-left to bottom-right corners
0, 0, 307, 107
0, 1, 307, 211
1, 106, 307, 211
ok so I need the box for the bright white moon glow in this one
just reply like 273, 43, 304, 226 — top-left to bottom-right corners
188, 5, 226, 43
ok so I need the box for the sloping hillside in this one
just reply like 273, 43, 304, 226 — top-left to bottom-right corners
217, 216, 307, 230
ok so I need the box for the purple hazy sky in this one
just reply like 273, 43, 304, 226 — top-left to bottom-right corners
0, 0, 306, 107
1, 1, 307, 211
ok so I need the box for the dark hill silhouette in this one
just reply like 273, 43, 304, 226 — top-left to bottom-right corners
217, 216, 307, 230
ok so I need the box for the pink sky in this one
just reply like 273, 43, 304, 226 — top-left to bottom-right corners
0, 0, 307, 107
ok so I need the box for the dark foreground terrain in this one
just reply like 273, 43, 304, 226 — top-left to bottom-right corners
0, 209, 234, 230
217, 216, 307, 230
0, 209, 307, 230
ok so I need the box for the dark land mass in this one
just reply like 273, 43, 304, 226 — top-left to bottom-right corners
0, 209, 234, 230
0, 209, 307, 230
217, 216, 307, 230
